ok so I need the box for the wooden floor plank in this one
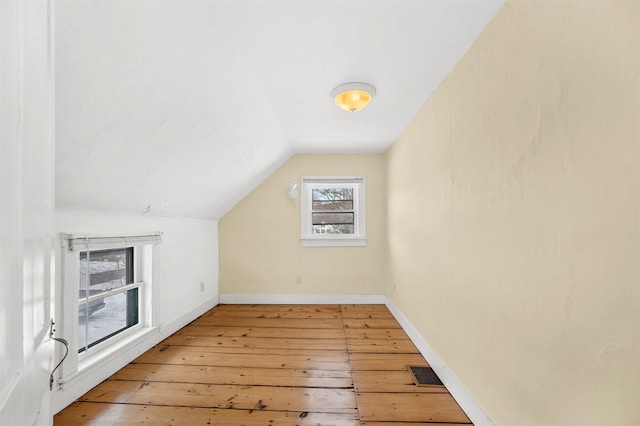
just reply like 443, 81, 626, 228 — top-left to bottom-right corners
150, 344, 348, 358
340, 311, 395, 319
347, 338, 419, 353
80, 381, 358, 413
212, 304, 341, 313
134, 346, 350, 370
340, 304, 391, 314
192, 317, 344, 329
176, 325, 346, 339
345, 328, 409, 340
342, 318, 402, 329
349, 353, 429, 370
353, 370, 446, 393
55, 402, 360, 426
111, 364, 353, 388
357, 393, 470, 423
340, 304, 394, 319
143, 343, 349, 359
203, 310, 342, 319
161, 335, 348, 351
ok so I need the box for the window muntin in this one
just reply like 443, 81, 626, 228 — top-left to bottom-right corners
301, 176, 366, 247
78, 247, 139, 353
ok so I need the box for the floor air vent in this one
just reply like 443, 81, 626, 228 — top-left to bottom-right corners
407, 366, 444, 387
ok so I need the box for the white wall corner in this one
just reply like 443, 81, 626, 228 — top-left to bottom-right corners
384, 298, 495, 426
218, 294, 386, 305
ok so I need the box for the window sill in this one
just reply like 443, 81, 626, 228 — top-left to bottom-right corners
301, 238, 366, 247
58, 326, 159, 388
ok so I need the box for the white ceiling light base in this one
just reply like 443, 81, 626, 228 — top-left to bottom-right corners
331, 82, 376, 112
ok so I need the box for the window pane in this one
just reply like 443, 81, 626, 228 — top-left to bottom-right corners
78, 289, 138, 351
313, 224, 354, 235
312, 211, 354, 235
312, 200, 353, 210
79, 249, 130, 294
312, 212, 354, 225
78, 248, 137, 353
312, 188, 353, 211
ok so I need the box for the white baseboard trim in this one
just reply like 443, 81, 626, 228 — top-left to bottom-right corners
158, 294, 219, 338
51, 295, 218, 415
219, 293, 386, 304
385, 299, 495, 426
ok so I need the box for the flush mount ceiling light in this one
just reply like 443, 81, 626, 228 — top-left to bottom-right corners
331, 82, 376, 112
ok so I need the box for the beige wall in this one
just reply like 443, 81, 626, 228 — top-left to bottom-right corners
220, 154, 387, 295
386, 1, 639, 425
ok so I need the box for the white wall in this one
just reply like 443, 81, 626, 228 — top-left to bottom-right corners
0, 0, 55, 425
52, 209, 219, 413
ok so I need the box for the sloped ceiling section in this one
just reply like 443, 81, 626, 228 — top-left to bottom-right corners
55, 0, 503, 219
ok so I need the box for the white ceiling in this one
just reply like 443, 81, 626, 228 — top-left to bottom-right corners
55, 0, 504, 219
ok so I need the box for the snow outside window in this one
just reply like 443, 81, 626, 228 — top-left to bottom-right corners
300, 176, 366, 247
78, 247, 139, 353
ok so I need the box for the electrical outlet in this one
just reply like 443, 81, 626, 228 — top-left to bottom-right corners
200, 281, 205, 292
295, 276, 302, 286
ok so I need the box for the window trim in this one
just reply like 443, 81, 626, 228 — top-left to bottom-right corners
77, 246, 139, 354
300, 176, 366, 247
56, 233, 160, 385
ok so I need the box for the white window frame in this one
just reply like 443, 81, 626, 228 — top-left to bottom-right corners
55, 232, 160, 386
300, 176, 366, 247
78, 246, 146, 360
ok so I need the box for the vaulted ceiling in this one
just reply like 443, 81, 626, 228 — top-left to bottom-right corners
55, 0, 504, 219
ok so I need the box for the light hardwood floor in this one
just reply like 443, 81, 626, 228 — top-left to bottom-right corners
54, 304, 472, 425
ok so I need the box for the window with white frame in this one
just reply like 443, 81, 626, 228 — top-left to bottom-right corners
78, 247, 138, 353
300, 176, 366, 247
57, 233, 160, 382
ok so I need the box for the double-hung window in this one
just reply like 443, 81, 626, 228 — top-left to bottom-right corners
78, 247, 138, 353
300, 176, 366, 247
56, 233, 160, 386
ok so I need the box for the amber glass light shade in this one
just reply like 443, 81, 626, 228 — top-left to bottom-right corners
331, 82, 376, 112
